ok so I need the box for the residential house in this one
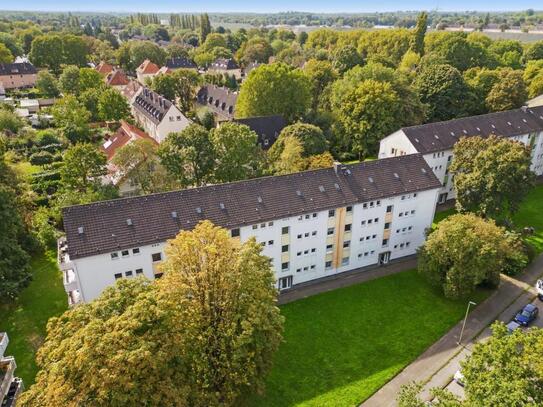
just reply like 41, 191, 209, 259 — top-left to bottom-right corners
208, 58, 242, 79
106, 69, 130, 91
164, 57, 197, 71
0, 62, 37, 89
378, 106, 543, 203
197, 85, 237, 120
0, 333, 23, 407
233, 115, 287, 149
121, 79, 142, 105
131, 86, 191, 143
59, 154, 441, 304
136, 59, 160, 84
95, 61, 114, 76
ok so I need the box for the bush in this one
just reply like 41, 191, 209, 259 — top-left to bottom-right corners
29, 151, 54, 166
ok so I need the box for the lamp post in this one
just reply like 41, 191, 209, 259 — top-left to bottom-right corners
458, 301, 476, 346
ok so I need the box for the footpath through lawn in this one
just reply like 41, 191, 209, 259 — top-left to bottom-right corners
0, 250, 67, 386
251, 270, 489, 406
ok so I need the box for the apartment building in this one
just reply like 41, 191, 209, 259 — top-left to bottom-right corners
207, 58, 242, 79
59, 154, 441, 305
131, 87, 191, 143
0, 333, 23, 407
0, 62, 37, 90
378, 106, 543, 203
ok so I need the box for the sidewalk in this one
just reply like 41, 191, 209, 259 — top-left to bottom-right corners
278, 256, 417, 304
362, 253, 543, 407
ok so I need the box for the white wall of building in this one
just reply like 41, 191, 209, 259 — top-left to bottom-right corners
156, 105, 191, 143
378, 130, 418, 159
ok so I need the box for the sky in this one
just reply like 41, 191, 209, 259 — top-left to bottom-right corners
1, 1, 540, 13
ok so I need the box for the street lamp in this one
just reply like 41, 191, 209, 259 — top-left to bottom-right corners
458, 301, 477, 346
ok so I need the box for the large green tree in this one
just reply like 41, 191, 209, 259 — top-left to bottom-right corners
485, 69, 527, 112
270, 123, 328, 159
21, 221, 283, 406
302, 59, 337, 110
52, 96, 91, 143
236, 63, 311, 122
418, 213, 526, 299
158, 124, 215, 187
151, 69, 200, 113
0, 43, 13, 64
211, 122, 263, 183
36, 70, 60, 98
238, 37, 273, 65
30, 34, 63, 73
98, 88, 130, 121
410, 11, 428, 56
331, 44, 363, 74
60, 143, 107, 193
450, 135, 534, 219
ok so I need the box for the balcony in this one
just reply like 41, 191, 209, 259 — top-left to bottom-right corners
67, 290, 81, 307
63, 269, 78, 293
57, 237, 74, 271
1, 377, 23, 407
0, 333, 7, 358
0, 357, 16, 403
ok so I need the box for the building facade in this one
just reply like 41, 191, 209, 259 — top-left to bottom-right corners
136, 59, 160, 84
379, 106, 543, 203
131, 87, 191, 143
0, 62, 37, 90
0, 333, 23, 407
207, 58, 242, 79
60, 154, 441, 305
197, 85, 238, 120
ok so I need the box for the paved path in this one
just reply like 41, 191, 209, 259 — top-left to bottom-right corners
278, 256, 417, 304
362, 254, 543, 407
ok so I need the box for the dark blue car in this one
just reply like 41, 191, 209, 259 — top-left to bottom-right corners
513, 304, 539, 326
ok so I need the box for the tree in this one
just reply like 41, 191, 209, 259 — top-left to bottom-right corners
271, 135, 306, 175
0, 108, 25, 135
21, 221, 283, 406
485, 69, 527, 112
152, 69, 200, 113
52, 96, 91, 143
331, 44, 363, 74
414, 63, 473, 122
29, 34, 63, 73
158, 124, 215, 187
424, 32, 492, 71
60, 143, 107, 193
112, 139, 177, 194
36, 70, 60, 98
199, 13, 211, 44
239, 37, 273, 65
211, 123, 263, 183
450, 135, 534, 219
79, 88, 101, 122
78, 68, 104, 93
0, 33, 23, 57
524, 40, 543, 62
411, 12, 428, 55
98, 88, 130, 121
236, 63, 311, 122
273, 123, 328, 158
306, 152, 334, 170
62, 34, 89, 66
331, 79, 400, 158
418, 213, 526, 299
0, 43, 13, 64
303, 59, 337, 110
59, 65, 81, 95
117, 41, 166, 72
528, 73, 543, 98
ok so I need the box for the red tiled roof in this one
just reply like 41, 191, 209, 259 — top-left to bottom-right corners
96, 62, 114, 75
107, 70, 129, 86
101, 120, 157, 161
137, 59, 160, 74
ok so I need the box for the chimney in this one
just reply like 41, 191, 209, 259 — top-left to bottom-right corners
333, 161, 342, 175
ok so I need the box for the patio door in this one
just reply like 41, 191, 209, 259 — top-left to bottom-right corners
378, 251, 391, 265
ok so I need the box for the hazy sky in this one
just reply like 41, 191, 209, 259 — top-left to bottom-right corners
1, 1, 540, 13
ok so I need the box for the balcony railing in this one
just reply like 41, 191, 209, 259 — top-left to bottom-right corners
0, 357, 16, 403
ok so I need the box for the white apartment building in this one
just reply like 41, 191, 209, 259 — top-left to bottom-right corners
0, 333, 23, 407
378, 106, 543, 203
131, 87, 191, 143
59, 154, 441, 305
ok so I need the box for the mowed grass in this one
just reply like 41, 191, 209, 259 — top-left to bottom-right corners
0, 250, 67, 386
512, 185, 543, 254
251, 270, 489, 407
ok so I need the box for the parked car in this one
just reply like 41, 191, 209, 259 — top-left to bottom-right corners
453, 369, 465, 386
506, 320, 521, 333
513, 304, 539, 326
536, 279, 543, 301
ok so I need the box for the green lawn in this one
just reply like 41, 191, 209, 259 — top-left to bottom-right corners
251, 270, 489, 407
0, 250, 67, 386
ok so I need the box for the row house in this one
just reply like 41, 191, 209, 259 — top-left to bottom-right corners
59, 154, 441, 305
379, 106, 543, 203
207, 58, 242, 79
0, 62, 37, 90
131, 86, 191, 143
0, 333, 23, 407
101, 120, 158, 196
197, 85, 238, 120
164, 57, 197, 71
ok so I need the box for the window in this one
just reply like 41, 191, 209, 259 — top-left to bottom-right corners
376, 200, 381, 206
325, 261, 332, 269
303, 266, 309, 271
268, 221, 274, 226
297, 234, 302, 239
345, 224, 352, 232
132, 248, 140, 255
252, 225, 258, 230
361, 220, 366, 226
278, 276, 293, 290
296, 268, 302, 273
374, 218, 379, 223
303, 249, 309, 255
312, 231, 317, 236
152, 253, 162, 262
135, 268, 143, 275
111, 252, 119, 260
304, 232, 309, 238
363, 203, 368, 209
282, 245, 289, 252
346, 205, 353, 212
310, 265, 316, 270
406, 242, 410, 247
311, 248, 316, 253
372, 234, 377, 239
114, 273, 122, 279
268, 240, 274, 245
341, 257, 350, 266
121, 250, 130, 257
125, 270, 133, 277
370, 201, 375, 208
400, 243, 405, 248
382, 238, 389, 247
399, 212, 403, 217
343, 241, 350, 248
326, 244, 333, 251
327, 227, 334, 235
305, 214, 310, 219
411, 210, 416, 215
312, 213, 317, 218
260, 223, 266, 228
231, 228, 240, 237
328, 209, 335, 217
384, 222, 391, 229
386, 205, 393, 213
368, 219, 373, 225
281, 262, 289, 271
297, 251, 302, 256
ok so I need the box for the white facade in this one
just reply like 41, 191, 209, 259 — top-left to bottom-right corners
379, 129, 543, 203
132, 104, 191, 143
59, 188, 439, 305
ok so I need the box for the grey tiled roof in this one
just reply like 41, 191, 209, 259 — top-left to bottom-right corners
197, 85, 237, 118
210, 58, 239, 70
402, 106, 543, 154
165, 57, 197, 69
62, 154, 441, 259
133, 87, 173, 125
0, 62, 37, 76
233, 115, 286, 149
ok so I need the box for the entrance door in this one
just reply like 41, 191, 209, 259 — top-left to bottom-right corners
378, 251, 391, 265
278, 276, 293, 290
438, 193, 448, 204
